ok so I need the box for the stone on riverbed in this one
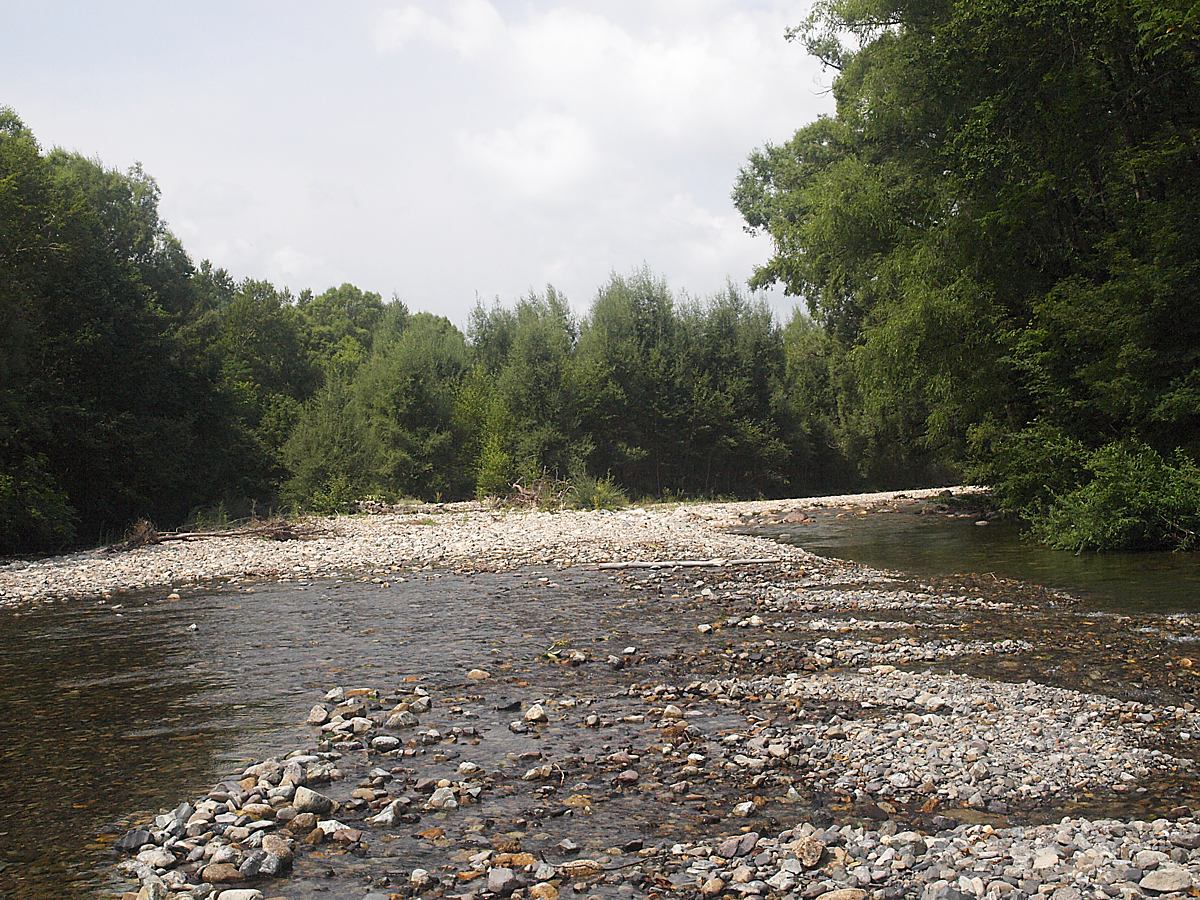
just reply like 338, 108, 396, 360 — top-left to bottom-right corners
292, 785, 333, 814
200, 862, 242, 883
1140, 866, 1195, 893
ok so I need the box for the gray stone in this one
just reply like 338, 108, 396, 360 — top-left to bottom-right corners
292, 786, 333, 815
1139, 867, 1195, 893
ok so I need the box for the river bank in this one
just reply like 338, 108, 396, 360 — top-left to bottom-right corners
0, 488, 977, 607
1, 488, 1197, 898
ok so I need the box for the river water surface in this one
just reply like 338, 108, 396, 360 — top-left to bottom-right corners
755, 507, 1200, 613
1, 511, 1198, 898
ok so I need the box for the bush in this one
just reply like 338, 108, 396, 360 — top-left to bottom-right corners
567, 471, 630, 511
0, 459, 77, 555
304, 474, 365, 515
474, 436, 514, 500
1031, 442, 1200, 552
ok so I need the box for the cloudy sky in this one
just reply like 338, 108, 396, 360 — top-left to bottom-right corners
3, 1, 832, 322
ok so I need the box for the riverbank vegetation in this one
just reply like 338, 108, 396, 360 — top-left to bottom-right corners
2, 0, 1197, 555
734, 0, 1200, 551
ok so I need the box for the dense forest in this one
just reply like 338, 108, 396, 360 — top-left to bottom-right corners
2, 0, 1199, 556
1, 105, 926, 555
735, 0, 1200, 551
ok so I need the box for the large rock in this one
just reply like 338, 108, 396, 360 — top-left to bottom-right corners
200, 862, 242, 883
487, 867, 517, 895
1140, 867, 1195, 893
216, 891, 265, 900
135, 847, 175, 869
116, 828, 154, 852
427, 786, 458, 809
261, 833, 294, 862
292, 786, 333, 815
792, 836, 825, 868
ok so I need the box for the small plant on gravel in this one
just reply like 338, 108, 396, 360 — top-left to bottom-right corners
567, 471, 629, 511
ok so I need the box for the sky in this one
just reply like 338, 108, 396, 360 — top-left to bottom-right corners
2, 1, 833, 323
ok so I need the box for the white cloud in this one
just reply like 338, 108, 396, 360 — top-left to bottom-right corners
373, 0, 504, 57
456, 112, 598, 197
1, 1, 830, 323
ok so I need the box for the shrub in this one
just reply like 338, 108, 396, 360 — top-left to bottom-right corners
567, 471, 630, 511
1032, 442, 1200, 552
0, 459, 76, 555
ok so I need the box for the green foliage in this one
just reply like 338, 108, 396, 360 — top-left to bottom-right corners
1033, 444, 1200, 552
0, 458, 76, 553
736, 0, 1200, 549
354, 313, 473, 499
282, 377, 380, 510
298, 284, 387, 376
567, 471, 630, 511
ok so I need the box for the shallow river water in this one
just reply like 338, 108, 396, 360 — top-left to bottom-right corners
755, 508, 1200, 614
0, 513, 1197, 898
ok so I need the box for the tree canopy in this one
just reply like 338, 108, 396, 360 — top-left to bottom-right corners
734, 0, 1200, 549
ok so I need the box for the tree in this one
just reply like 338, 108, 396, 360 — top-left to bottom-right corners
735, 0, 1200, 546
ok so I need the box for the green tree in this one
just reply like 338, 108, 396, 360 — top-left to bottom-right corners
736, 0, 1200, 547
355, 312, 473, 499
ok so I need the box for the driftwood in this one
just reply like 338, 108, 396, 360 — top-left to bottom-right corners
108, 518, 319, 552
595, 557, 787, 570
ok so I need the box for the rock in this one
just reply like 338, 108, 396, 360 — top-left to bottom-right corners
286, 812, 317, 833
215, 892, 264, 900
701, 876, 726, 896
136, 881, 167, 900
1134, 849, 1169, 869
662, 704, 684, 719
427, 786, 458, 809
559, 859, 603, 878
467, 668, 490, 680
815, 891, 868, 900
200, 862, 242, 883
525, 703, 549, 723
260, 833, 293, 861
116, 827, 154, 852
1032, 848, 1059, 869
717, 836, 743, 859
1140, 867, 1195, 893
487, 867, 517, 895
369, 799, 407, 826
257, 852, 286, 877
292, 786, 333, 815
305, 705, 329, 725
732, 801, 756, 817
793, 836, 825, 868
385, 709, 419, 728
529, 883, 559, 900
135, 847, 175, 868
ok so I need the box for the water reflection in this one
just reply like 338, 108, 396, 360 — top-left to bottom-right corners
755, 510, 1200, 613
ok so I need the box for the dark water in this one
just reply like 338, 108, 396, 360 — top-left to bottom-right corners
0, 569, 760, 899
756, 509, 1200, 613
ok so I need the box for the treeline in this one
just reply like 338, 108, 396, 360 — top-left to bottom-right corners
6, 0, 1198, 557
1, 108, 949, 556
736, 0, 1200, 551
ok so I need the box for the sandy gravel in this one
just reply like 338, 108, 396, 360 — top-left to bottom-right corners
0, 487, 974, 606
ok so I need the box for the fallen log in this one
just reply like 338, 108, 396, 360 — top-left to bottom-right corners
595, 557, 787, 570
108, 519, 320, 552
